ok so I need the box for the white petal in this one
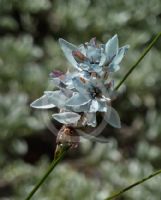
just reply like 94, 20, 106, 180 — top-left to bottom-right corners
89, 99, 99, 112
89, 99, 107, 112
112, 45, 130, 65
97, 99, 108, 112
44, 90, 67, 108
67, 92, 90, 106
108, 63, 120, 72
105, 35, 118, 62
86, 112, 97, 127
52, 112, 81, 124
105, 106, 121, 128
99, 53, 106, 66
72, 77, 91, 98
59, 38, 79, 69
78, 44, 87, 55
66, 93, 91, 112
30, 95, 55, 109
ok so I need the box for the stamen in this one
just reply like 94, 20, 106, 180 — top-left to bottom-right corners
80, 77, 86, 84
72, 50, 86, 61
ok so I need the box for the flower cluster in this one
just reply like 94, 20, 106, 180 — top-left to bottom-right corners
31, 35, 129, 129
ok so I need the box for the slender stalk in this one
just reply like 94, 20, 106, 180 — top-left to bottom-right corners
115, 31, 161, 90
105, 169, 161, 200
24, 145, 69, 200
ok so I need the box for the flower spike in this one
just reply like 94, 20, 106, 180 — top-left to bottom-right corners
31, 35, 129, 147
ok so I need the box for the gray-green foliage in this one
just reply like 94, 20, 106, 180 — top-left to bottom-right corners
0, 0, 161, 199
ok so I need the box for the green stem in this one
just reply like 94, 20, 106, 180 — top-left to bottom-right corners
105, 169, 161, 200
115, 31, 161, 90
24, 145, 69, 200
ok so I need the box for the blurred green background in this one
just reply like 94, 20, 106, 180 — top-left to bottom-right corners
0, 0, 161, 199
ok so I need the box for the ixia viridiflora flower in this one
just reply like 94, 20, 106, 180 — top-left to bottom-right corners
31, 35, 129, 147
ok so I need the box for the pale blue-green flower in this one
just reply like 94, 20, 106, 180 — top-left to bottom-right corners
59, 35, 129, 75
65, 76, 121, 128
30, 70, 120, 127
30, 34, 127, 128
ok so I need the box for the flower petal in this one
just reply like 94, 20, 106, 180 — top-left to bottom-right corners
78, 44, 87, 55
120, 45, 130, 54
50, 77, 66, 88
44, 91, 67, 108
60, 88, 73, 98
86, 46, 101, 63
112, 45, 130, 65
89, 99, 99, 112
30, 95, 56, 109
67, 92, 90, 106
89, 99, 107, 112
99, 53, 106, 66
105, 34, 118, 62
59, 38, 79, 69
66, 92, 91, 112
89, 37, 97, 46
72, 77, 91, 98
86, 112, 97, 127
105, 106, 121, 128
108, 63, 120, 72
52, 112, 81, 125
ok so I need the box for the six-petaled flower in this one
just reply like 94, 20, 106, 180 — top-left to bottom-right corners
31, 35, 129, 128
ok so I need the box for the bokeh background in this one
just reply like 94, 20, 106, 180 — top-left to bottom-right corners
0, 0, 161, 199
